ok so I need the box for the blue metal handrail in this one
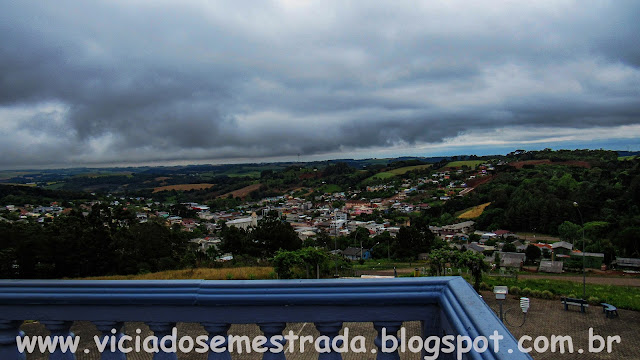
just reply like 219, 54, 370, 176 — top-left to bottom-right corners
0, 277, 532, 360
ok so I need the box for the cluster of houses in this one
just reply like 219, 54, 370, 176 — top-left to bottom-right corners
1, 203, 68, 223
4, 161, 638, 272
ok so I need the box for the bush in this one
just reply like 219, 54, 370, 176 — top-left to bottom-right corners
521, 287, 532, 296
588, 296, 600, 304
479, 282, 491, 291
509, 286, 521, 295
530, 290, 542, 298
541, 290, 554, 299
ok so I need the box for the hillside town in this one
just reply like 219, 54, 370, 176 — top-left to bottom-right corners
3, 156, 638, 276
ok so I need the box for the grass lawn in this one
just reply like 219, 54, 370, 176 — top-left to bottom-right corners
352, 259, 428, 271
481, 276, 640, 311
618, 155, 638, 161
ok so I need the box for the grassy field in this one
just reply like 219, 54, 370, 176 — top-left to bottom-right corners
319, 184, 342, 193
458, 202, 491, 219
446, 160, 485, 168
75, 172, 133, 178
352, 259, 428, 271
370, 172, 396, 180
152, 183, 216, 193
367, 164, 432, 181
482, 276, 640, 311
77, 267, 275, 280
619, 155, 638, 161
388, 164, 432, 175
43, 182, 65, 190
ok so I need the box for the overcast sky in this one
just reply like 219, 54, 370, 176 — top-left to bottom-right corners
1, 0, 639, 169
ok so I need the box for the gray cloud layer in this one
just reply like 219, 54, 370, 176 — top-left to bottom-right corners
1, 0, 639, 168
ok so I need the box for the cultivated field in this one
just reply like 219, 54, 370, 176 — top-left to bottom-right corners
458, 202, 492, 219
218, 183, 262, 198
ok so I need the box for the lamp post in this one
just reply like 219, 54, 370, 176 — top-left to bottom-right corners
573, 202, 586, 300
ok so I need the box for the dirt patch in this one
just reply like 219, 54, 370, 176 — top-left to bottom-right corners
466, 174, 496, 188
152, 183, 215, 193
509, 159, 591, 169
218, 183, 262, 199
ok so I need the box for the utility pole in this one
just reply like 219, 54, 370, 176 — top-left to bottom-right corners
334, 210, 338, 277
573, 202, 586, 300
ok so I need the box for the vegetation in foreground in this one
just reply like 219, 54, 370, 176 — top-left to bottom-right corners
77, 266, 275, 280
479, 276, 640, 311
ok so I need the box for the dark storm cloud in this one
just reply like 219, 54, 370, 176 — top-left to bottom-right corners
1, 0, 640, 168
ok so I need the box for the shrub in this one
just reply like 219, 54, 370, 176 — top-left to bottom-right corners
226, 273, 234, 280
521, 287, 532, 296
541, 290, 554, 299
530, 290, 542, 298
588, 296, 600, 304
509, 286, 521, 295
480, 282, 491, 291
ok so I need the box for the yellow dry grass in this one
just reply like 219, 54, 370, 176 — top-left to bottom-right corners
458, 202, 491, 219
77, 267, 274, 280
218, 183, 262, 199
152, 183, 215, 193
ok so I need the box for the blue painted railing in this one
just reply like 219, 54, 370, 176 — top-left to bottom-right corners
0, 277, 532, 359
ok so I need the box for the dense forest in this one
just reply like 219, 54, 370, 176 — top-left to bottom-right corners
0, 204, 193, 278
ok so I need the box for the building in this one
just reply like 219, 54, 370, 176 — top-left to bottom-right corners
539, 260, 563, 273
342, 247, 371, 261
442, 221, 475, 234
551, 241, 573, 255
614, 257, 640, 271
226, 212, 258, 230
498, 252, 526, 269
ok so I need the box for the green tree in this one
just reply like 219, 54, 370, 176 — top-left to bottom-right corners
524, 245, 541, 264
394, 226, 433, 259
298, 247, 329, 279
458, 251, 489, 292
271, 249, 301, 279
558, 221, 582, 243
252, 211, 302, 257
502, 243, 517, 253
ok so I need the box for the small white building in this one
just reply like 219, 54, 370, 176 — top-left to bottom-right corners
226, 212, 258, 230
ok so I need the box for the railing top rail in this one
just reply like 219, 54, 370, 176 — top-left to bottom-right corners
0, 277, 451, 306
0, 277, 533, 359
